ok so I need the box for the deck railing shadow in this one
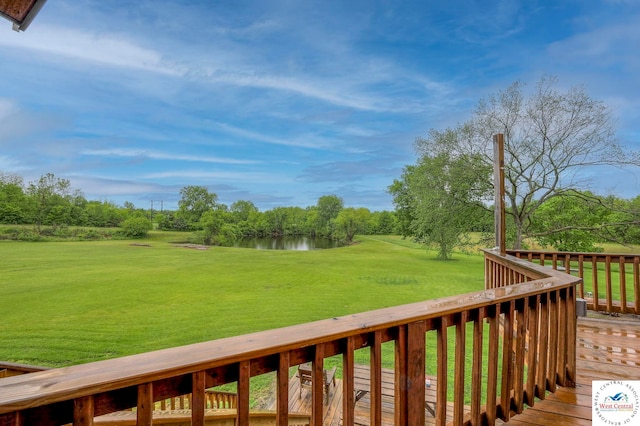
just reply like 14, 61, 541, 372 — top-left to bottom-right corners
0, 249, 582, 425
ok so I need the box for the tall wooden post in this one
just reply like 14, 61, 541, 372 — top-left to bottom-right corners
493, 134, 506, 256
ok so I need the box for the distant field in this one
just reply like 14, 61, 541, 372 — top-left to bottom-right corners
0, 233, 486, 368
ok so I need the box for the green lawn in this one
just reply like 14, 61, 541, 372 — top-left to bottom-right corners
0, 233, 486, 367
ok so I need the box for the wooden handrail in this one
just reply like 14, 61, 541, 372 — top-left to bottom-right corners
507, 249, 640, 315
0, 362, 48, 379
0, 249, 580, 426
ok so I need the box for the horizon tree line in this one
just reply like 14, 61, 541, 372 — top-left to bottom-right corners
0, 172, 398, 244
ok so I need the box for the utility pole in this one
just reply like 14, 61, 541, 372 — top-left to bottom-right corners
493, 134, 506, 256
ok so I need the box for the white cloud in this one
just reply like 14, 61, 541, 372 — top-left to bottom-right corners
0, 99, 16, 120
67, 175, 174, 197
144, 170, 284, 183
548, 19, 640, 71
213, 122, 333, 149
0, 99, 59, 144
0, 25, 186, 76
81, 148, 261, 165
215, 73, 387, 112
1, 20, 437, 114
0, 155, 27, 170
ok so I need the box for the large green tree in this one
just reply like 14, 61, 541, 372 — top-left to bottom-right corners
315, 194, 343, 236
198, 209, 237, 246
25, 173, 83, 232
0, 173, 28, 224
530, 191, 640, 250
333, 207, 370, 243
414, 75, 639, 249
177, 185, 217, 227
529, 191, 607, 251
392, 129, 492, 259
230, 200, 261, 236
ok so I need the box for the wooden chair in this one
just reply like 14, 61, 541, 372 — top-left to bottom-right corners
297, 363, 336, 400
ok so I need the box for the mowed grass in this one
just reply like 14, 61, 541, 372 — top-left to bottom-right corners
0, 233, 486, 368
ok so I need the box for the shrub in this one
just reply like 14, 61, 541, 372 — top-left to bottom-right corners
78, 229, 104, 240
17, 229, 42, 241
119, 217, 153, 239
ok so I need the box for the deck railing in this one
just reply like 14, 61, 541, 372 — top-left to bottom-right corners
0, 249, 580, 426
0, 362, 48, 379
507, 250, 640, 315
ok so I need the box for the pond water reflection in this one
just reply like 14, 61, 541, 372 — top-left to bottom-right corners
233, 236, 343, 250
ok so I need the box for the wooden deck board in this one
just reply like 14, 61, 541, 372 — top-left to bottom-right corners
284, 370, 343, 426
497, 316, 640, 425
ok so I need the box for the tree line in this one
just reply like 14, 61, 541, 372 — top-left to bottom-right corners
0, 172, 398, 244
157, 187, 397, 245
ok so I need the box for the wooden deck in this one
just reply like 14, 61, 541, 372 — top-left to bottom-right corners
278, 316, 640, 425
497, 316, 640, 425
278, 365, 449, 426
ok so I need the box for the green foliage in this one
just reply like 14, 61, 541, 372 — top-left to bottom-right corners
119, 216, 153, 238
530, 192, 604, 251
1, 173, 401, 244
197, 209, 237, 246
368, 210, 398, 234
156, 212, 191, 231
0, 227, 42, 241
393, 129, 493, 260
0, 226, 119, 242
76, 228, 108, 240
177, 185, 217, 226
0, 202, 25, 224
0, 176, 28, 224
83, 201, 125, 227
388, 178, 413, 237
25, 173, 76, 231
0, 172, 133, 231
529, 191, 640, 250
230, 200, 259, 222
315, 194, 344, 235
333, 207, 370, 243
216, 224, 239, 246
607, 195, 640, 244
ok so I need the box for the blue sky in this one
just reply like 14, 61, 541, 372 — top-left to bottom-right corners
0, 0, 638, 211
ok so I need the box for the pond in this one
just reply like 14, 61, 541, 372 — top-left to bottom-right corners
233, 236, 343, 250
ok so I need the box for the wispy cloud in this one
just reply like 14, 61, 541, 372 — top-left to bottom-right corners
1, 26, 419, 114
213, 122, 334, 149
82, 148, 261, 165
67, 175, 179, 197
144, 170, 284, 183
0, 99, 16, 119
0, 25, 185, 76
209, 73, 389, 112
548, 18, 640, 71
0, 155, 27, 170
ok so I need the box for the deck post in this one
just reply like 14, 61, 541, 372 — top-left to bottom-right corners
277, 352, 290, 426
493, 133, 506, 256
